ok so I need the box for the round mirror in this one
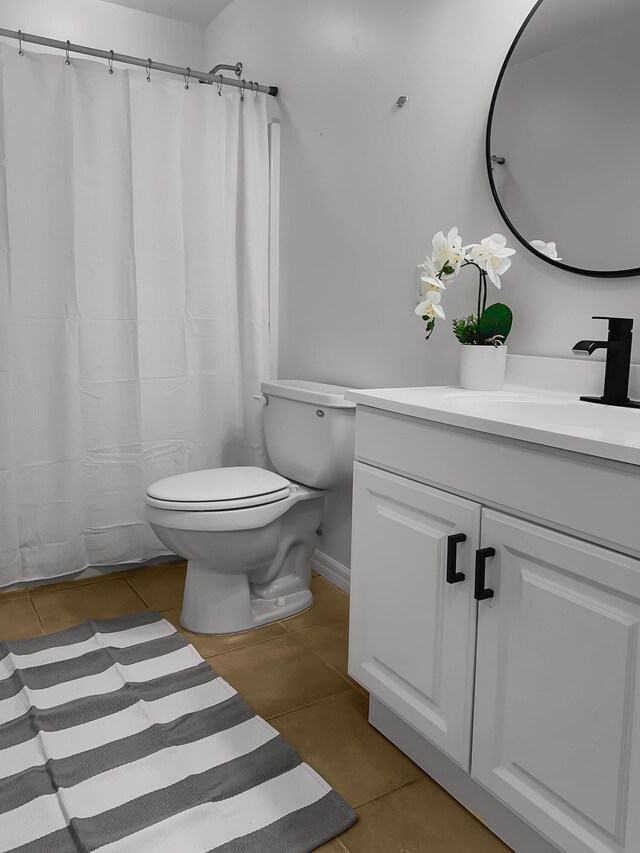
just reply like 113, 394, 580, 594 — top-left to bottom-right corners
487, 0, 640, 277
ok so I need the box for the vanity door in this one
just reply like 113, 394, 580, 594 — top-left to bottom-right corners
348, 462, 480, 769
473, 509, 640, 853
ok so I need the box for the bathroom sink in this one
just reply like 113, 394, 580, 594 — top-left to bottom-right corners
448, 393, 635, 438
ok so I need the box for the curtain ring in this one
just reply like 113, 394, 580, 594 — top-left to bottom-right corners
217, 79, 223, 97
18, 30, 24, 57
184, 66, 190, 91
65, 40, 71, 66
253, 81, 259, 99
108, 50, 114, 75
146, 58, 152, 82
240, 79, 246, 102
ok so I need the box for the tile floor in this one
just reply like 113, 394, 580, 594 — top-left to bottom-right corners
0, 562, 512, 853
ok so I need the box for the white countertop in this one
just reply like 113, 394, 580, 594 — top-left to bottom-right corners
345, 383, 640, 467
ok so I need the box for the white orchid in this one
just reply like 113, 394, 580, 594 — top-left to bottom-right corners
418, 256, 446, 300
464, 233, 516, 289
415, 227, 515, 344
415, 290, 445, 321
432, 227, 464, 281
530, 239, 562, 261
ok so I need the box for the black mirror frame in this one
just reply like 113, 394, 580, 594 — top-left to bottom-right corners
486, 0, 640, 279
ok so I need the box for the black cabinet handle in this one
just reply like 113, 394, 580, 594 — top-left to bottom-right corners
446, 533, 467, 584
474, 547, 496, 601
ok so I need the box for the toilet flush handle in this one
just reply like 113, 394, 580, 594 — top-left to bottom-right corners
253, 394, 268, 406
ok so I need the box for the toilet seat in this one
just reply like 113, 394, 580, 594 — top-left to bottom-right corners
145, 467, 291, 512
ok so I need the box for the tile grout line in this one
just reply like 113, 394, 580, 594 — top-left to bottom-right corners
200, 620, 358, 717
280, 616, 348, 634
200, 619, 345, 662
279, 615, 349, 636
23, 561, 186, 608
278, 605, 349, 634
196, 628, 293, 658
0, 560, 183, 603
350, 775, 427, 812
265, 688, 357, 724
123, 577, 153, 609
28, 595, 48, 635
299, 646, 355, 694
29, 573, 138, 602
288, 628, 361, 695
20, 576, 110, 600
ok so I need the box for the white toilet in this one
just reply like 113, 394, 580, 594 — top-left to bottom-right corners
145, 380, 356, 635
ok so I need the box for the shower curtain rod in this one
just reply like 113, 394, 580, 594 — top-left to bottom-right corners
0, 28, 279, 97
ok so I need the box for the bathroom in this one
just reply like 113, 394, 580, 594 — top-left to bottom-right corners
0, 0, 639, 851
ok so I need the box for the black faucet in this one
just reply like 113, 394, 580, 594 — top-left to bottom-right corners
572, 317, 639, 408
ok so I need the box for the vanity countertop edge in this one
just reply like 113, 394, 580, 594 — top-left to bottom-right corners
345, 384, 640, 468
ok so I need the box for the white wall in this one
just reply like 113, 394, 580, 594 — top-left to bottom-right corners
0, 0, 204, 68
206, 0, 640, 570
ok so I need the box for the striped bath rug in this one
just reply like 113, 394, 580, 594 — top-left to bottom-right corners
0, 610, 356, 852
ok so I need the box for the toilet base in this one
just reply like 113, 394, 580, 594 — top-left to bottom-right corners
179, 559, 314, 635
246, 588, 313, 631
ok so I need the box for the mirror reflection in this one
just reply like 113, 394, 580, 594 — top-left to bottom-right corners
488, 0, 640, 276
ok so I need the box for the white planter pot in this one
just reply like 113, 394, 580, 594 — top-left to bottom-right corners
459, 344, 508, 391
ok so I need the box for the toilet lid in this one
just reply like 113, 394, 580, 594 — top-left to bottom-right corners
146, 467, 291, 511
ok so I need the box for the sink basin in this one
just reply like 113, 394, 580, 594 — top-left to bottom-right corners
449, 394, 637, 440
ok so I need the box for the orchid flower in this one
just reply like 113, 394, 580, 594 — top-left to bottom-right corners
418, 258, 446, 304
432, 227, 464, 281
530, 239, 562, 261
415, 290, 445, 321
464, 233, 516, 289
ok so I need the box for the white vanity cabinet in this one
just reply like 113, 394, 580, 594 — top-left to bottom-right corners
348, 400, 640, 853
473, 510, 640, 853
349, 462, 480, 768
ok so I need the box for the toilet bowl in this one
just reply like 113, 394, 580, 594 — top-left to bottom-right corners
145, 380, 355, 635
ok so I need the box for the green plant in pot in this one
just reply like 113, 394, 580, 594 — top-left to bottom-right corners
415, 227, 516, 390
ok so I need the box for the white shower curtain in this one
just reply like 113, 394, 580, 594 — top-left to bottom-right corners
0, 44, 272, 586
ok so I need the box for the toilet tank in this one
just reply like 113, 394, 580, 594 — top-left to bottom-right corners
260, 380, 356, 489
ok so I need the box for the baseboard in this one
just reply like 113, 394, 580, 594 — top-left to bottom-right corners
369, 697, 560, 853
310, 549, 350, 593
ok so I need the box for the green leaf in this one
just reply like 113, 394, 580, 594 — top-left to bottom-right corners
425, 318, 436, 340
422, 317, 436, 341
478, 303, 513, 345
452, 314, 478, 345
